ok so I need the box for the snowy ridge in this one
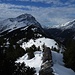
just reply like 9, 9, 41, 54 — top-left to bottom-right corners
16, 37, 75, 75
48, 25, 61, 29
0, 13, 41, 32
59, 19, 75, 30
21, 37, 58, 50
16, 37, 58, 75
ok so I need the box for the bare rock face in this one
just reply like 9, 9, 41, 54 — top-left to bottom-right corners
43, 46, 52, 63
39, 44, 54, 75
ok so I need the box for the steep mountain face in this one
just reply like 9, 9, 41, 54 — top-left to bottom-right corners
60, 19, 75, 30
0, 13, 46, 42
44, 20, 75, 44
0, 13, 41, 33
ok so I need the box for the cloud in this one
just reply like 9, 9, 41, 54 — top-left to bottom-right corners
15, 0, 75, 7
31, 0, 60, 4
1, 0, 75, 6
0, 3, 75, 27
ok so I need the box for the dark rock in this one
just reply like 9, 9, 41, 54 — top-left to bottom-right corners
42, 44, 52, 63
39, 45, 54, 75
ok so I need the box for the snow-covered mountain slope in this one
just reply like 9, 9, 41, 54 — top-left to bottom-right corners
0, 13, 41, 33
44, 19, 75, 44
52, 51, 75, 75
16, 37, 75, 75
59, 19, 75, 30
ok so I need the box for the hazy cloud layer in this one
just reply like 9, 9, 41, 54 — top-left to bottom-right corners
0, 2, 75, 26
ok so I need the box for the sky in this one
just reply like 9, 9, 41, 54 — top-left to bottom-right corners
0, 0, 75, 27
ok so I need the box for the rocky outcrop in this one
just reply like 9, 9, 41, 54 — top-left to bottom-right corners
39, 44, 54, 75
43, 46, 52, 63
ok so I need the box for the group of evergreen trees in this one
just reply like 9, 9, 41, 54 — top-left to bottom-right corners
26, 45, 40, 59
51, 46, 59, 53
0, 37, 36, 75
63, 39, 75, 71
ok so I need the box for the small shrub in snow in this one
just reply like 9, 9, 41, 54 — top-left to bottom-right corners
26, 45, 41, 59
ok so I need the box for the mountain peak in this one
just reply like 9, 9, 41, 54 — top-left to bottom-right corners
0, 13, 41, 32
16, 13, 35, 20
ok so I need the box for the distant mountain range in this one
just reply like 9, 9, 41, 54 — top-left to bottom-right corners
44, 19, 75, 44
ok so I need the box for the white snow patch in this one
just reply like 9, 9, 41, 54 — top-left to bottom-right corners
21, 37, 58, 50
16, 51, 43, 75
52, 51, 64, 65
53, 64, 75, 75
52, 51, 75, 75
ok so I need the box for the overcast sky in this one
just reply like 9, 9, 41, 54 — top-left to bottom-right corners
0, 0, 75, 26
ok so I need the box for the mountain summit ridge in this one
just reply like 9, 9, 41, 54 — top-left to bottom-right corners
0, 13, 41, 32
59, 19, 75, 30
